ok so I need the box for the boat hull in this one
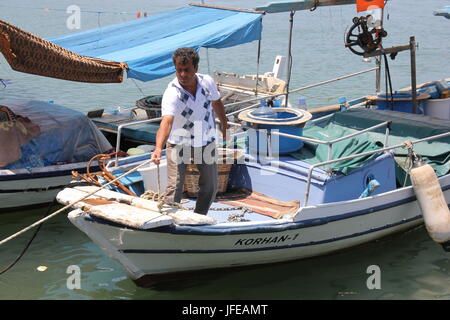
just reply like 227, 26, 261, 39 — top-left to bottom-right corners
0, 163, 97, 212
68, 174, 450, 286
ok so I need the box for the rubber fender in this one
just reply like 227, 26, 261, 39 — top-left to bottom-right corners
410, 163, 450, 243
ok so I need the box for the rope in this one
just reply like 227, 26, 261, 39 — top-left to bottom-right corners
0, 159, 154, 247
310, 0, 320, 11
131, 78, 147, 98
0, 4, 135, 15
382, 49, 395, 110
141, 191, 251, 215
0, 198, 56, 275
140, 192, 253, 220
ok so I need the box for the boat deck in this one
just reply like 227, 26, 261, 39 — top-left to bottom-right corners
89, 108, 160, 146
180, 188, 300, 223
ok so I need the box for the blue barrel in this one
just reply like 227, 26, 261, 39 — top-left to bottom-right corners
376, 92, 420, 113
247, 110, 304, 155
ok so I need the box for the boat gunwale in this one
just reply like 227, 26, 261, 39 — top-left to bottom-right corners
75, 176, 450, 235
0, 162, 101, 181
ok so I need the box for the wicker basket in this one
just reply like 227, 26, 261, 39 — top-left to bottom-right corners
183, 148, 243, 198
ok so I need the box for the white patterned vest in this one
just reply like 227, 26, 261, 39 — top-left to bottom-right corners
163, 74, 219, 147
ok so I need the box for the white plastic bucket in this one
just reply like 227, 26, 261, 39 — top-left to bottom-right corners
424, 98, 450, 120
137, 161, 168, 193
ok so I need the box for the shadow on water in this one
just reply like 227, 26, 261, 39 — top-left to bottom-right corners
132, 225, 450, 300
1, 204, 449, 299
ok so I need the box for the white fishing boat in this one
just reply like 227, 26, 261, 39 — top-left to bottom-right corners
58, 104, 450, 286
52, 0, 450, 286
2, 0, 449, 287
0, 98, 112, 212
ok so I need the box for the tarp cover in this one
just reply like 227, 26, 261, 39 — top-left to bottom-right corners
0, 99, 112, 169
48, 5, 263, 82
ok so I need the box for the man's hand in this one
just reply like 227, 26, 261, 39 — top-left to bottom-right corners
151, 147, 162, 165
151, 115, 174, 165
212, 99, 228, 142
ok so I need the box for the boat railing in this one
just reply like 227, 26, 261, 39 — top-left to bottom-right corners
223, 67, 378, 109
225, 103, 260, 116
222, 119, 391, 163
270, 120, 391, 162
115, 117, 162, 166
302, 131, 450, 206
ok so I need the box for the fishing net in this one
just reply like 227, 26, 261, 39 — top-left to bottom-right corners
0, 20, 127, 83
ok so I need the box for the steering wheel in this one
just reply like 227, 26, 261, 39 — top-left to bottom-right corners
345, 16, 387, 56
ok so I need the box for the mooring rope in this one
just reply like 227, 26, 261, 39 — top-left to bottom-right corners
0, 159, 154, 247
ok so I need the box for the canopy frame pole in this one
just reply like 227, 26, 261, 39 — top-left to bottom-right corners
410, 36, 417, 114
200, 0, 212, 75
285, 10, 295, 107
375, 8, 384, 94
205, 48, 211, 75
255, 39, 262, 98
189, 3, 265, 14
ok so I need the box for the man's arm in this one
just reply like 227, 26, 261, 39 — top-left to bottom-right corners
212, 99, 228, 141
151, 115, 174, 165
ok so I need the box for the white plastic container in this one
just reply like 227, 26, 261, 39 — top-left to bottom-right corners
137, 161, 168, 193
297, 97, 307, 110
137, 145, 155, 153
424, 98, 450, 120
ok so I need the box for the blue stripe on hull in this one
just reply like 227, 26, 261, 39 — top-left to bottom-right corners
119, 215, 422, 254
85, 182, 450, 235
0, 165, 100, 181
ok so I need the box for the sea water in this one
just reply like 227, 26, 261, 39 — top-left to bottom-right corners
0, 0, 449, 300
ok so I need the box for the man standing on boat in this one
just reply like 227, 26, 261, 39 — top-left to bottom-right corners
151, 47, 228, 215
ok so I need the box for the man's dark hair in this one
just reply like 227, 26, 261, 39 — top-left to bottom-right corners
172, 47, 199, 68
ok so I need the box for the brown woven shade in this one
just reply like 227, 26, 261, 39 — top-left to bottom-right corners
0, 20, 127, 83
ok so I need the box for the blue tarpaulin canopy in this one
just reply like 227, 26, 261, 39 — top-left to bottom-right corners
48, 5, 263, 82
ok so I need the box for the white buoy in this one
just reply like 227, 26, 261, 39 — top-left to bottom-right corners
410, 160, 450, 250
